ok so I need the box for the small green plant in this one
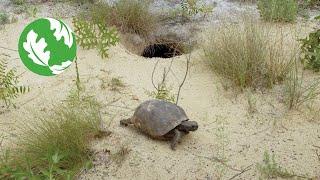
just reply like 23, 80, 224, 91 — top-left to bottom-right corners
0, 59, 29, 107
300, 28, 320, 72
73, 17, 120, 58
0, 91, 103, 179
146, 83, 176, 103
180, 0, 214, 20
258, 0, 298, 22
108, 77, 125, 91
0, 13, 9, 25
257, 151, 295, 179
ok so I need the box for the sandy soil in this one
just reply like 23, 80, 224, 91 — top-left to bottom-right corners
0, 1, 320, 180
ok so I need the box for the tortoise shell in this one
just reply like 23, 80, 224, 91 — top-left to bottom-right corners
131, 99, 189, 137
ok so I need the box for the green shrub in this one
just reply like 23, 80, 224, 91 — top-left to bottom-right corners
89, 0, 157, 37
203, 21, 295, 89
179, 0, 213, 21
0, 59, 29, 107
0, 92, 104, 179
300, 29, 320, 72
73, 17, 120, 58
258, 0, 298, 22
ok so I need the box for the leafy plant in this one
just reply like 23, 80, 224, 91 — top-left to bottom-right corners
0, 91, 103, 179
300, 28, 320, 72
258, 0, 298, 22
146, 83, 176, 103
257, 151, 296, 179
180, 0, 214, 19
0, 59, 29, 107
73, 18, 119, 58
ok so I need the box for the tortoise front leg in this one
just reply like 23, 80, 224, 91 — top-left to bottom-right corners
170, 129, 184, 150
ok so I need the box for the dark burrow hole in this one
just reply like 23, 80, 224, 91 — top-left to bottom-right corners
142, 43, 183, 58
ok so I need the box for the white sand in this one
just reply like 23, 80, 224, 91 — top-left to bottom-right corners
0, 2, 319, 179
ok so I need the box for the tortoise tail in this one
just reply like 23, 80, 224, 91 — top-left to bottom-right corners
120, 118, 132, 126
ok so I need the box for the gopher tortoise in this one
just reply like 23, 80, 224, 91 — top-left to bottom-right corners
120, 99, 198, 150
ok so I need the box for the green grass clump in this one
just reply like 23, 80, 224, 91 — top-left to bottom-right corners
258, 0, 298, 22
203, 21, 295, 90
257, 151, 296, 179
0, 92, 103, 179
89, 0, 157, 37
284, 61, 320, 109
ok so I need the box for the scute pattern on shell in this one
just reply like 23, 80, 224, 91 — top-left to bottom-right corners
131, 99, 189, 137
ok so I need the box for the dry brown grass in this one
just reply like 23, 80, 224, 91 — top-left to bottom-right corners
90, 0, 157, 37
203, 20, 298, 90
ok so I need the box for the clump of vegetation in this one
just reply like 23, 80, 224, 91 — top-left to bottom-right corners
111, 146, 131, 165
171, 0, 213, 22
203, 21, 295, 90
300, 0, 320, 8
0, 59, 29, 108
300, 27, 320, 72
146, 65, 176, 103
10, 0, 25, 5
0, 91, 104, 179
258, 0, 298, 22
257, 151, 296, 179
89, 0, 157, 37
0, 13, 9, 25
73, 17, 120, 58
108, 77, 125, 91
147, 83, 176, 103
284, 62, 320, 109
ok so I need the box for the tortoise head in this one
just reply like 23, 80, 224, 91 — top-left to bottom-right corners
178, 120, 198, 132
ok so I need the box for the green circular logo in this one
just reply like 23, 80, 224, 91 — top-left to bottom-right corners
18, 18, 77, 76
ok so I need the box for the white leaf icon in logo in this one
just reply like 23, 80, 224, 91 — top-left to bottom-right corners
23, 30, 50, 66
47, 18, 73, 48
49, 60, 72, 75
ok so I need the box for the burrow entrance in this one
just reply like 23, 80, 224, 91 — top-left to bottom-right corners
141, 42, 183, 58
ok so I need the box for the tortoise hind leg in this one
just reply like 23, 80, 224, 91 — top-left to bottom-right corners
170, 129, 184, 150
120, 118, 133, 126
